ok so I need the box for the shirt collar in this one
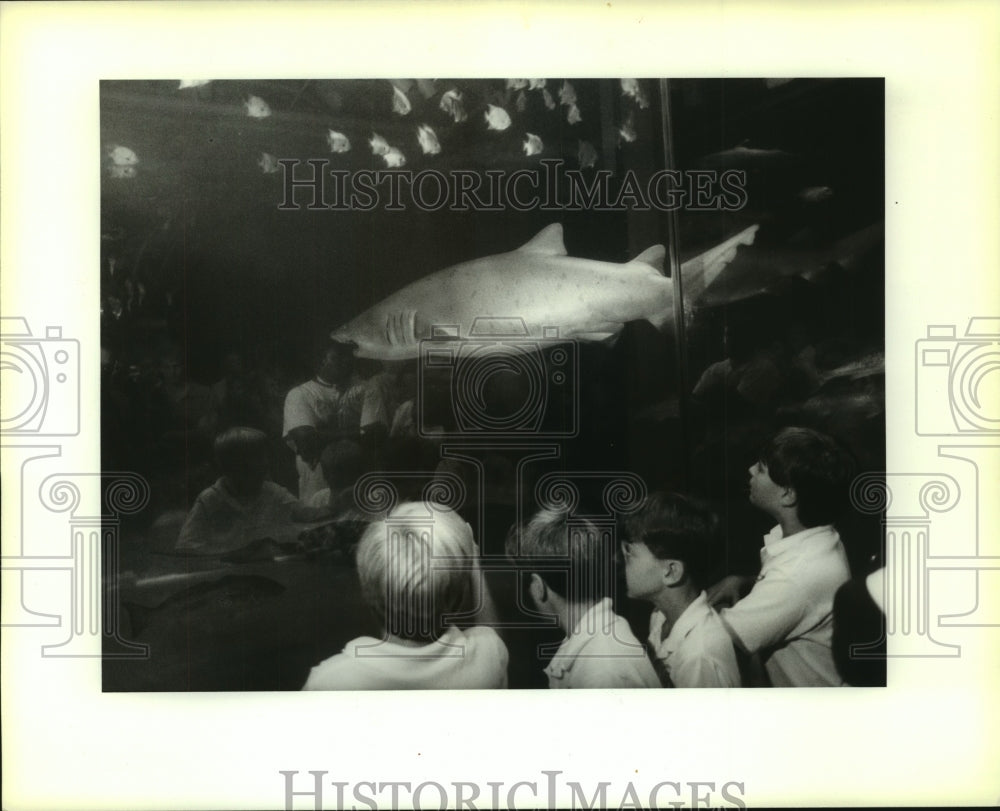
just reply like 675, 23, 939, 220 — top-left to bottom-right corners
656, 591, 712, 657
762, 524, 836, 556
545, 598, 616, 677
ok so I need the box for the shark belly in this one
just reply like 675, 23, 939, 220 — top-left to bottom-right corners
330, 224, 684, 360
421, 256, 669, 341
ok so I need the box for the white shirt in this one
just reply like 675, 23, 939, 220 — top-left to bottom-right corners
545, 598, 661, 689
720, 524, 851, 687
175, 479, 299, 553
282, 378, 342, 438
283, 379, 343, 500
649, 591, 741, 688
302, 626, 508, 690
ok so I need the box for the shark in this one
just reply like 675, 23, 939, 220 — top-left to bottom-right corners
330, 223, 759, 360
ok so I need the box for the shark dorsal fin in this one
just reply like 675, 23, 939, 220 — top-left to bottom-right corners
631, 244, 666, 275
516, 223, 567, 257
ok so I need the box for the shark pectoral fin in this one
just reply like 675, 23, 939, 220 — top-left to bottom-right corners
516, 223, 567, 256
631, 244, 666, 275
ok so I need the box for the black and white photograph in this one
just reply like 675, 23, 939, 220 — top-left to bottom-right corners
3, 3, 998, 810
99, 77, 886, 693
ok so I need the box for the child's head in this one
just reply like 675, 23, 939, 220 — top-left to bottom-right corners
315, 342, 353, 386
214, 426, 269, 496
356, 502, 477, 643
619, 492, 720, 601
506, 508, 611, 611
750, 426, 856, 527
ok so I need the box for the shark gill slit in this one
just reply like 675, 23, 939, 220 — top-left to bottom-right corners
406, 310, 417, 345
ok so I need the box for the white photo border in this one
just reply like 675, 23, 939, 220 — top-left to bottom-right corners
2, 2, 999, 809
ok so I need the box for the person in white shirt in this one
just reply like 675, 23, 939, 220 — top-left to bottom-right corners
506, 508, 660, 689
282, 344, 353, 501
620, 492, 740, 688
708, 426, 856, 687
176, 426, 328, 554
303, 502, 507, 690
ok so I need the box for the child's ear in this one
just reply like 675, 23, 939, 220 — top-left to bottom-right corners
780, 486, 798, 509
529, 573, 547, 604
661, 559, 684, 587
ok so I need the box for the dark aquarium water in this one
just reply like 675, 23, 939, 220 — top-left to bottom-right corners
100, 78, 885, 690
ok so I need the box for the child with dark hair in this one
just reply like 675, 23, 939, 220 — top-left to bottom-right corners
176, 427, 327, 554
507, 509, 660, 689
708, 426, 856, 686
620, 492, 740, 687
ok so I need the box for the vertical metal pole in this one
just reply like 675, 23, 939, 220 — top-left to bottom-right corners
658, 79, 690, 485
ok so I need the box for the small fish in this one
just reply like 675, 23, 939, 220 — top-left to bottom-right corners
391, 85, 412, 115
618, 114, 637, 144
439, 89, 467, 123
506, 79, 529, 90
417, 125, 441, 155
516, 90, 528, 113
819, 352, 885, 384
700, 143, 796, 169
566, 103, 582, 125
258, 152, 280, 174
383, 147, 406, 168
245, 95, 271, 118
416, 79, 438, 99
178, 79, 212, 89
485, 104, 512, 131
542, 88, 556, 110
578, 140, 598, 169
529, 79, 547, 90
620, 78, 650, 109
559, 80, 577, 106
108, 144, 138, 166
105, 296, 123, 319
327, 129, 351, 153
369, 133, 390, 156
109, 165, 137, 179
523, 133, 544, 156
797, 185, 834, 204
